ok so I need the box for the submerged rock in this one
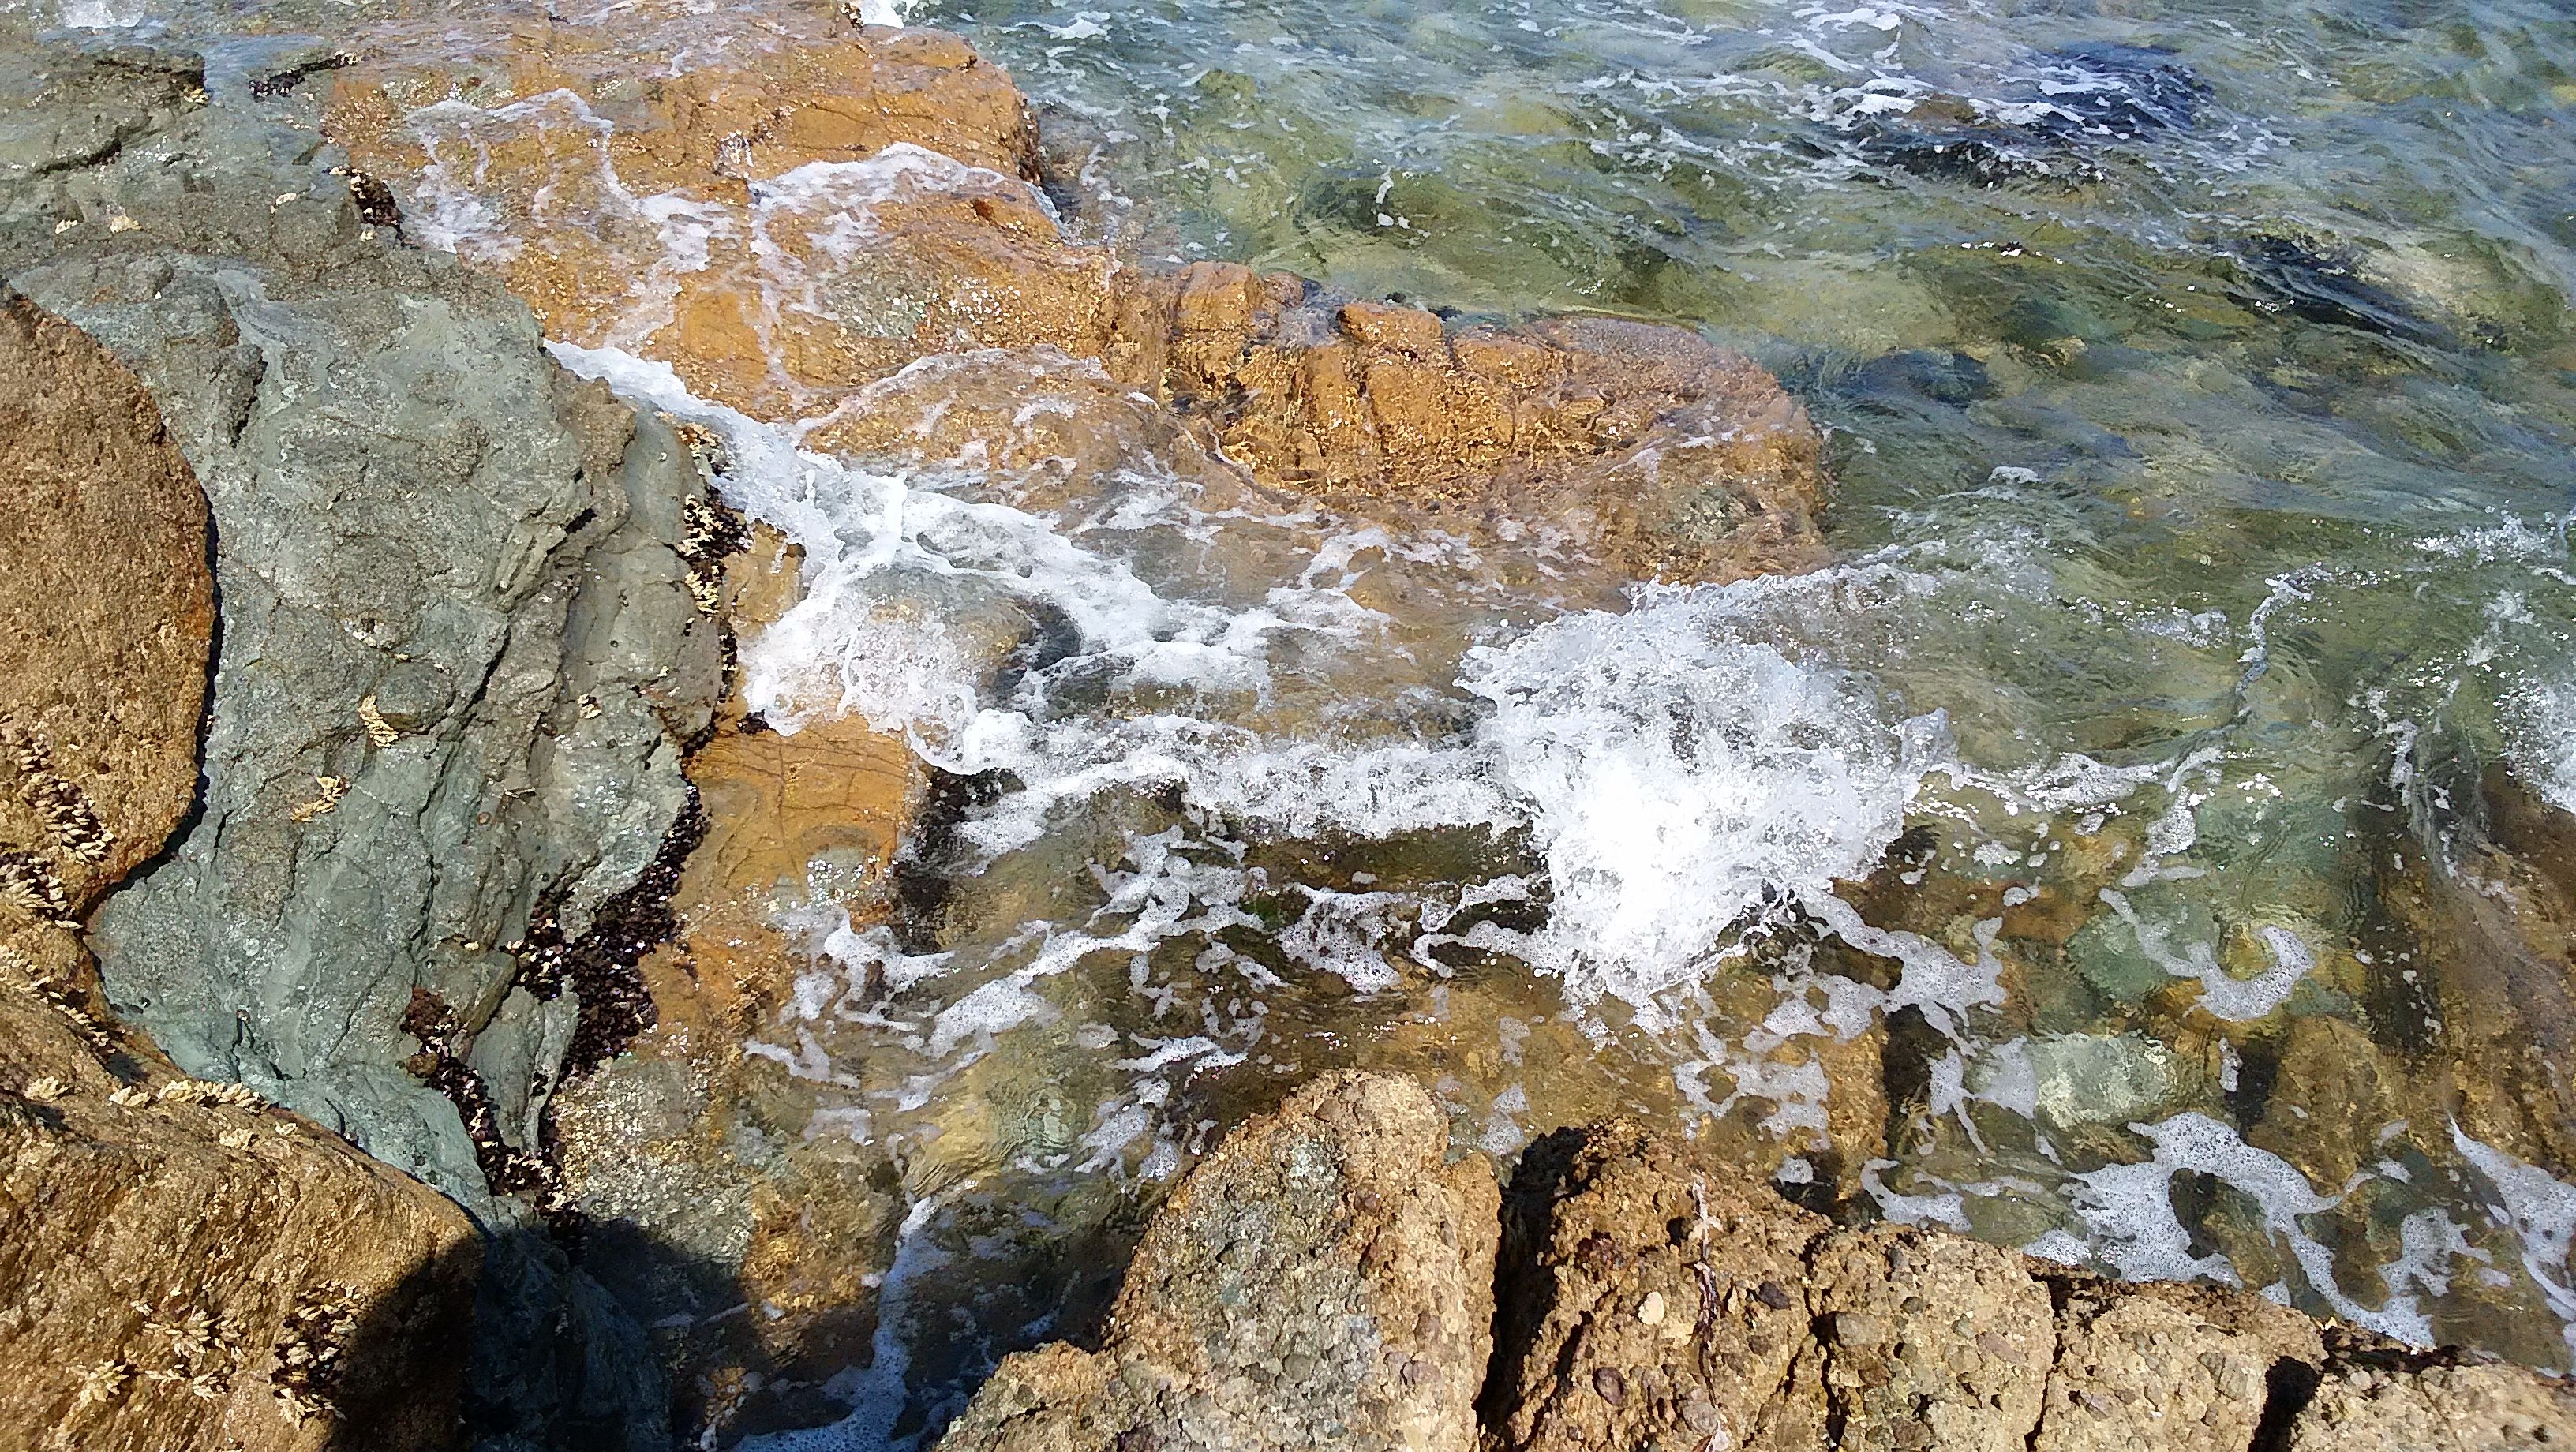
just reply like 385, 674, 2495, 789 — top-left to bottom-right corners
0, 286, 479, 1452
543, 521, 918, 1444
2228, 235, 2454, 348
938, 1072, 1500, 1452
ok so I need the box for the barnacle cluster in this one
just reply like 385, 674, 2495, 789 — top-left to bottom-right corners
400, 989, 566, 1212
131, 1299, 248, 1405
157, 1078, 267, 1110
678, 491, 747, 617
328, 164, 402, 229
72, 1358, 129, 1409
0, 943, 116, 1057
2, 723, 113, 864
0, 848, 73, 926
270, 1285, 363, 1422
21, 1075, 70, 1102
71, 1299, 252, 1416
289, 775, 349, 823
357, 695, 399, 748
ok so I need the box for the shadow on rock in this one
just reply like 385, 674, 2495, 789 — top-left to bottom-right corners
314, 1233, 487, 1452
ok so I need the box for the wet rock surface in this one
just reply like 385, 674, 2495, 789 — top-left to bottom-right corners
938, 1072, 1500, 1452
541, 521, 917, 1444
0, 285, 479, 1452
320, 21, 1828, 586
955, 1076, 2576, 1452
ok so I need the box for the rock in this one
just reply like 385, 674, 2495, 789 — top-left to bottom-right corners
0, 289, 213, 899
2, 22, 723, 1207
320, 24, 1829, 587
1486, 1120, 1832, 1452
1809, 1226, 2054, 1451
0, 285, 479, 1452
2029, 1279, 2320, 1451
936, 1072, 1499, 1452
0, 954, 484, 1452
1120, 268, 1829, 583
1484, 1116, 2576, 1452
2285, 1354, 2576, 1450
537, 520, 915, 1445
1, 30, 727, 1449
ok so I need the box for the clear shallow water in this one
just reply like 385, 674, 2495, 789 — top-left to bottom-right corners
21, 0, 2576, 1439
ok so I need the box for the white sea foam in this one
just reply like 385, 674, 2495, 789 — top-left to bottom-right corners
1458, 590, 1949, 1005
58, 0, 144, 26
556, 342, 1945, 1025
2455, 1125, 2576, 1363
2068, 1112, 2434, 1343
2505, 675, 2576, 818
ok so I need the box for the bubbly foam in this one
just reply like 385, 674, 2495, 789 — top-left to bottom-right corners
554, 342, 1942, 1020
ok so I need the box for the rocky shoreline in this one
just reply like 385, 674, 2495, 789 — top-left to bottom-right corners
2, 10, 2574, 1452
945, 1073, 2576, 1452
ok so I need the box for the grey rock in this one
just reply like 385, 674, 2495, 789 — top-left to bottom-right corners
0, 29, 722, 1450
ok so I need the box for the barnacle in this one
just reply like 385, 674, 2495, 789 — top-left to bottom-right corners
21, 1075, 70, 1102
0, 849, 74, 926
72, 1360, 129, 1407
2, 944, 121, 1056
357, 696, 399, 748
0, 721, 48, 775
271, 1285, 364, 1420
158, 1079, 266, 1110
17, 771, 113, 863
679, 488, 747, 616
146, 1307, 216, 1361
288, 776, 348, 823
218, 1126, 257, 1149
107, 1084, 150, 1107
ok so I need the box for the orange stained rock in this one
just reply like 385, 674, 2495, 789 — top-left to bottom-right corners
324, 22, 1830, 586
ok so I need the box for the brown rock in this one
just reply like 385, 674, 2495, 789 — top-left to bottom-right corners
1486, 1120, 1830, 1452
0, 965, 480, 1452
1807, 1226, 2054, 1450
1118, 274, 1829, 583
2030, 1279, 2321, 1451
2284, 1357, 2576, 1450
1482, 1117, 2576, 1452
0, 288, 212, 904
0, 293, 477, 1452
935, 1072, 1499, 1452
